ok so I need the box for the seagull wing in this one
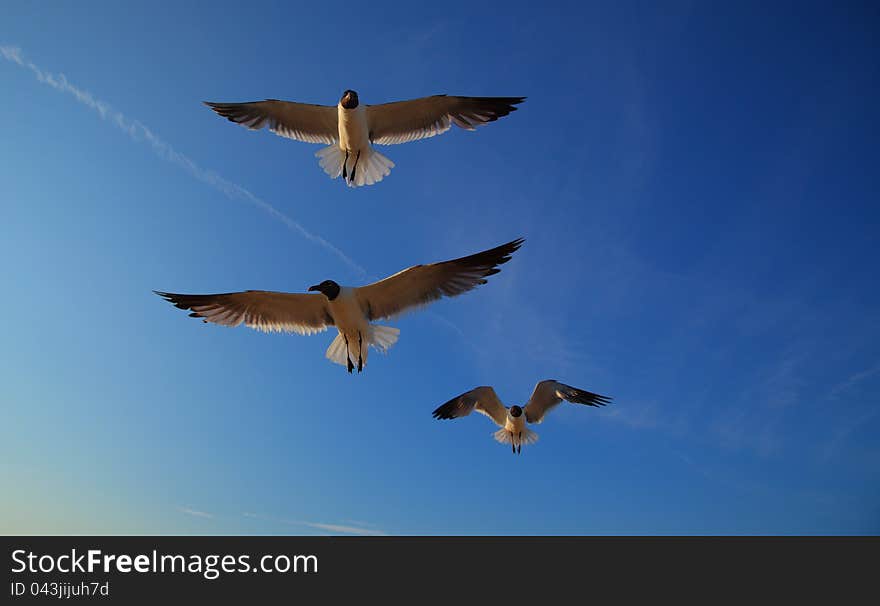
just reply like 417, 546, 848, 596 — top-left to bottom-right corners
204, 100, 338, 144
524, 380, 612, 424
432, 386, 507, 427
366, 95, 525, 145
154, 290, 332, 335
354, 238, 523, 321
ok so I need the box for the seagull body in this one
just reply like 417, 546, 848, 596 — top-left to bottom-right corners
155, 238, 523, 373
205, 90, 525, 187
432, 380, 612, 454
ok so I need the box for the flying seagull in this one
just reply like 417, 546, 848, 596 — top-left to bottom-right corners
204, 91, 525, 187
432, 380, 612, 454
155, 238, 523, 373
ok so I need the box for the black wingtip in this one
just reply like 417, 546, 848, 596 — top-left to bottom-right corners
203, 101, 248, 124
431, 399, 458, 420
153, 290, 199, 315
504, 237, 526, 256
490, 237, 525, 265
153, 290, 186, 306
557, 380, 613, 407
578, 391, 613, 407
497, 237, 525, 264
445, 237, 525, 280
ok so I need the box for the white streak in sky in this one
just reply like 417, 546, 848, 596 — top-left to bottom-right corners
1, 45, 366, 277
243, 512, 387, 536
177, 506, 215, 519
2, 45, 478, 347
827, 361, 880, 401
301, 522, 388, 536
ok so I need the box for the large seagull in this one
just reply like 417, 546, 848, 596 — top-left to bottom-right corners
205, 90, 525, 187
155, 238, 523, 373
432, 380, 612, 454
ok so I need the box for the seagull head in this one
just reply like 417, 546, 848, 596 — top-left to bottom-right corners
509, 405, 523, 418
308, 279, 341, 301
340, 90, 359, 109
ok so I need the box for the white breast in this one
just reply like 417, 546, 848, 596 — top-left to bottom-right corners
504, 413, 526, 433
337, 105, 370, 152
328, 287, 369, 333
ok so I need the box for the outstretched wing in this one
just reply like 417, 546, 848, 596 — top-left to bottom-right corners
154, 290, 332, 335
367, 95, 525, 145
432, 386, 507, 427
204, 100, 338, 144
524, 380, 612, 424
354, 238, 523, 321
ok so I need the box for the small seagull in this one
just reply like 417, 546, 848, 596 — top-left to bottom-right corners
155, 238, 523, 373
204, 91, 525, 187
432, 380, 612, 454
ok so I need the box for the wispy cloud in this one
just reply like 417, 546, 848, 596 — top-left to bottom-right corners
242, 512, 387, 536
828, 361, 880, 401
177, 506, 215, 519
821, 361, 880, 461
301, 522, 387, 536
821, 407, 880, 462
340, 518, 379, 528
710, 409, 783, 458
0, 44, 366, 277
599, 399, 670, 431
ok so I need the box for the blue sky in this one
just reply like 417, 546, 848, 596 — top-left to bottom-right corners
1, 1, 878, 535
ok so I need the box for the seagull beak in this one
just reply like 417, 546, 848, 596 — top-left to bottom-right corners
308, 285, 320, 292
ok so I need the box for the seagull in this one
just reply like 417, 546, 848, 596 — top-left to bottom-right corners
204, 91, 525, 187
155, 238, 523, 373
432, 380, 612, 454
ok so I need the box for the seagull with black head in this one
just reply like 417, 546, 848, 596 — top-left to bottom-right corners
433, 380, 612, 454
205, 90, 525, 187
155, 238, 523, 373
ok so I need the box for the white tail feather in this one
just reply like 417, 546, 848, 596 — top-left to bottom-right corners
369, 325, 400, 352
493, 428, 539, 448
315, 145, 394, 187
316, 145, 345, 178
324, 325, 400, 368
325, 332, 349, 366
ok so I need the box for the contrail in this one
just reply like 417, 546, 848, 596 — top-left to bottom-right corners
2, 45, 475, 345
0, 45, 367, 277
